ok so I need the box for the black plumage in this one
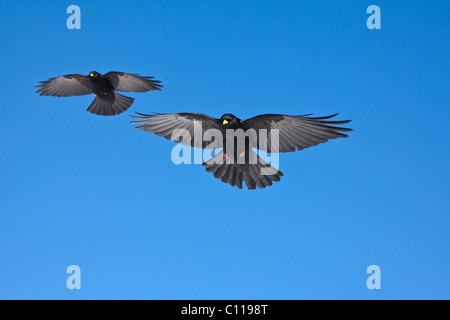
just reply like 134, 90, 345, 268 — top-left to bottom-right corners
131, 112, 353, 190
36, 71, 162, 115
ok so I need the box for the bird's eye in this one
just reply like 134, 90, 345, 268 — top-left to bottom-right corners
89, 73, 94, 77
223, 120, 229, 125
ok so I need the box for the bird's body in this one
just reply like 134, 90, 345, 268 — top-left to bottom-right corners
217, 114, 244, 157
131, 112, 353, 190
88, 72, 114, 96
36, 71, 162, 115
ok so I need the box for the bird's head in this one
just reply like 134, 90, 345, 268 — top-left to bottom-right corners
220, 114, 239, 127
88, 71, 100, 78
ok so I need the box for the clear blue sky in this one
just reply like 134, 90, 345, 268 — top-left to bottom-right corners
0, 0, 449, 299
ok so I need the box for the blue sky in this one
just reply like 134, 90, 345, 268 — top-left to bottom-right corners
0, 0, 449, 299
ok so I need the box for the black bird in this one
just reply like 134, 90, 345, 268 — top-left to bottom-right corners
36, 71, 162, 115
131, 112, 353, 190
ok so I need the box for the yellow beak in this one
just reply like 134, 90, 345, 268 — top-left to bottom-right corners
223, 120, 229, 125
89, 73, 94, 77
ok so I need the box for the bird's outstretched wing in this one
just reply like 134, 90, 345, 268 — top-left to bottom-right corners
131, 112, 222, 149
104, 72, 162, 92
243, 113, 353, 153
35, 74, 92, 97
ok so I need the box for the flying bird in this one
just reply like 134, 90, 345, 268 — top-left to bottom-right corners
131, 112, 352, 190
36, 71, 162, 115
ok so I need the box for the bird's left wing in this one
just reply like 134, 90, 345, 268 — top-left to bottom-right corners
104, 72, 162, 92
131, 113, 222, 149
35, 74, 92, 97
243, 113, 353, 153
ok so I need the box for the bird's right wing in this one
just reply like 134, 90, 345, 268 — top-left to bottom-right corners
35, 74, 92, 97
104, 72, 162, 92
131, 113, 222, 149
243, 113, 353, 153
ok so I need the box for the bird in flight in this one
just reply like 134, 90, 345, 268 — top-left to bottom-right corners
36, 71, 162, 115
131, 112, 352, 190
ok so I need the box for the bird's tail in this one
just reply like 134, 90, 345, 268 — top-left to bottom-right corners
202, 150, 283, 190
87, 92, 135, 116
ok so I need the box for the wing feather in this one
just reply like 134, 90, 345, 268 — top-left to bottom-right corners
131, 112, 222, 149
243, 113, 353, 153
35, 74, 92, 97
104, 72, 162, 92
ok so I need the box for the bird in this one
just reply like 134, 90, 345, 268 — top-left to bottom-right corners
35, 71, 162, 115
131, 112, 353, 190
